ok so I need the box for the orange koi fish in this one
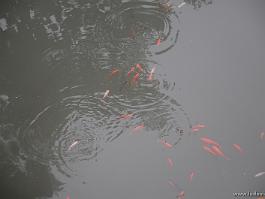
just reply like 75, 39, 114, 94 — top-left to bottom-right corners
132, 124, 144, 132
156, 38, 161, 46
191, 128, 200, 132
233, 144, 243, 154
160, 139, 173, 149
189, 171, 195, 183
136, 63, 143, 72
211, 145, 230, 160
127, 67, 135, 77
167, 157, 173, 168
147, 67, 155, 80
202, 145, 218, 156
103, 89, 110, 99
200, 137, 221, 148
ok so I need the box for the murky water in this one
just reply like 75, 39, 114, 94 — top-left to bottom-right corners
1, 0, 264, 199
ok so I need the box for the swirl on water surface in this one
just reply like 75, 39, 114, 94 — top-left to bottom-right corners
104, 1, 180, 56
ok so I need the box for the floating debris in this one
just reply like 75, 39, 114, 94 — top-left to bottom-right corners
254, 171, 265, 178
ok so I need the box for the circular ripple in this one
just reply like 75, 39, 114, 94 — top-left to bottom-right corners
104, 1, 180, 56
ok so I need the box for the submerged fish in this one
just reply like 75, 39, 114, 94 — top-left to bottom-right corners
202, 145, 218, 156
127, 67, 135, 77
233, 143, 243, 154
109, 68, 119, 78
211, 145, 230, 160
167, 157, 174, 168
189, 171, 195, 183
132, 73, 140, 83
156, 38, 161, 46
177, 190, 185, 199
136, 63, 143, 72
66, 194, 70, 199
120, 113, 133, 120
260, 132, 265, 140
160, 139, 173, 149
132, 124, 144, 132
200, 137, 221, 148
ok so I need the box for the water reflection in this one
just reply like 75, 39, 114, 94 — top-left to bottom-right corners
0, 0, 212, 198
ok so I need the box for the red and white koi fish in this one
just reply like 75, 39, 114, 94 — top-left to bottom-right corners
211, 145, 230, 160
132, 124, 144, 132
68, 140, 79, 151
132, 72, 140, 83
127, 67, 135, 77
160, 139, 173, 149
260, 132, 265, 140
202, 145, 218, 156
147, 67, 155, 80
254, 171, 265, 178
189, 171, 195, 183
119, 113, 133, 120
167, 157, 173, 168
233, 144, 243, 154
200, 137, 221, 148
178, 2, 186, 8
103, 89, 110, 99
156, 38, 161, 46
136, 63, 143, 72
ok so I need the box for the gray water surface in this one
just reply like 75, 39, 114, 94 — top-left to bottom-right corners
0, 0, 264, 199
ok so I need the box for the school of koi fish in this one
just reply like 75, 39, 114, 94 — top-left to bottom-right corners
63, 1, 264, 198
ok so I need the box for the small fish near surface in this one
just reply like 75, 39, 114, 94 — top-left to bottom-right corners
254, 171, 265, 178
103, 89, 110, 99
68, 140, 79, 151
156, 38, 161, 46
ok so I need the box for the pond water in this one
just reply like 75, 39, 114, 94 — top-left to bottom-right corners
0, 0, 264, 199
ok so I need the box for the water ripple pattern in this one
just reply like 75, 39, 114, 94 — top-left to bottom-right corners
104, 1, 180, 56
